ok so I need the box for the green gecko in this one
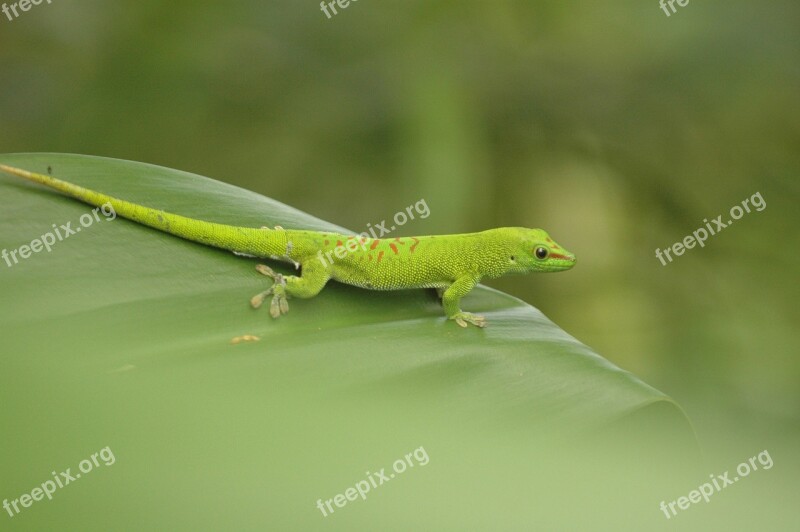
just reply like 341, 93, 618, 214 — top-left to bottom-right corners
0, 164, 576, 328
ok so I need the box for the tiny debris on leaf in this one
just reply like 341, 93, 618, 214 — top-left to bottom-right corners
231, 335, 261, 345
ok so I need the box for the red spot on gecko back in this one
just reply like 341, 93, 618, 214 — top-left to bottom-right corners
370, 239, 380, 250
394, 237, 404, 244
410, 237, 420, 253
389, 243, 399, 254
336, 240, 343, 247
377, 251, 385, 262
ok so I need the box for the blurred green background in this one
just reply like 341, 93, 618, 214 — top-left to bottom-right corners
1, 0, 798, 529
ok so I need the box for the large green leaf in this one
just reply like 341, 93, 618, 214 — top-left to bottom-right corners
0, 153, 693, 530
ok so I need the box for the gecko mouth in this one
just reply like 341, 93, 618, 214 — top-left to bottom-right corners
545, 253, 576, 271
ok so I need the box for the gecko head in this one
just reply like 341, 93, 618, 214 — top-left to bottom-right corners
508, 228, 576, 273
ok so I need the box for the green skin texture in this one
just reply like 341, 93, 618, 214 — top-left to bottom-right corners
0, 164, 576, 328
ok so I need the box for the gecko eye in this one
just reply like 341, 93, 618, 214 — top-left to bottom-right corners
535, 247, 549, 260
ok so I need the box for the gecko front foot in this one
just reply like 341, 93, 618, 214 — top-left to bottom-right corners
251, 264, 290, 318
450, 312, 487, 328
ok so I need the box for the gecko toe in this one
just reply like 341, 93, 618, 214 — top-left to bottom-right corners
256, 264, 278, 278
269, 297, 282, 318
250, 290, 271, 309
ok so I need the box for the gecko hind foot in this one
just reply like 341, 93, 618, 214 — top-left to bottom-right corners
251, 264, 290, 318
450, 312, 487, 328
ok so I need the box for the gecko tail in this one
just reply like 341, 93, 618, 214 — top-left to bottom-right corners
0, 163, 287, 258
